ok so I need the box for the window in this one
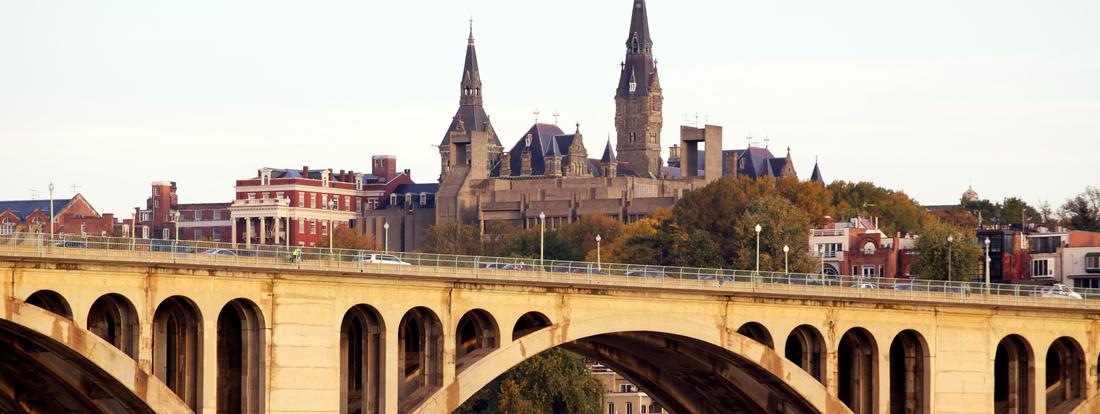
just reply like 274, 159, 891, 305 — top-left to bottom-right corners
309, 193, 316, 209
356, 197, 362, 212
608, 403, 615, 414
817, 243, 842, 258
642, 405, 647, 414
213, 210, 221, 220
277, 192, 285, 202
1086, 254, 1100, 273
310, 220, 317, 235
298, 219, 305, 234
153, 199, 160, 208
212, 229, 221, 241
194, 229, 202, 239
322, 221, 328, 236
1032, 259, 1052, 277
80, 223, 87, 235
862, 241, 876, 255
390, 194, 398, 206
862, 266, 876, 277
194, 210, 202, 221
344, 196, 350, 210
0, 219, 13, 235
298, 192, 305, 207
626, 403, 633, 414
154, 187, 160, 196
322, 194, 328, 209
419, 193, 427, 206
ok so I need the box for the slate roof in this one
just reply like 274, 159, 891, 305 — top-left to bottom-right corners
440, 105, 500, 148
600, 139, 617, 163
810, 162, 824, 183
494, 123, 566, 177
0, 199, 72, 221
616, 0, 657, 98
381, 183, 441, 210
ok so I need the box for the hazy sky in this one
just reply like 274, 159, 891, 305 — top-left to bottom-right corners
2, 0, 1098, 216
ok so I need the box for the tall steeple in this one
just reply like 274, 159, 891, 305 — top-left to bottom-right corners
614, 0, 663, 178
460, 18, 483, 107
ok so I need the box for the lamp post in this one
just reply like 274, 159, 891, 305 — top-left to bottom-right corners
754, 224, 762, 273
171, 210, 180, 254
328, 198, 337, 254
383, 222, 390, 254
48, 182, 55, 240
946, 234, 954, 281
595, 234, 602, 270
984, 237, 991, 293
783, 245, 790, 275
131, 207, 139, 250
539, 211, 546, 266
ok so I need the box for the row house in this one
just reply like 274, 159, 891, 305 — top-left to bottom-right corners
0, 195, 117, 238
229, 156, 413, 247
134, 182, 232, 242
808, 216, 916, 278
972, 225, 1100, 286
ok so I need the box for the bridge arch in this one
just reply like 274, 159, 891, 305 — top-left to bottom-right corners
512, 311, 551, 340
995, 334, 1035, 414
0, 298, 191, 413
837, 327, 878, 414
153, 295, 204, 411
25, 289, 73, 321
455, 308, 499, 372
414, 313, 852, 414
340, 304, 385, 414
217, 298, 266, 414
786, 324, 827, 385
398, 306, 443, 412
888, 329, 929, 414
737, 321, 775, 349
1046, 336, 1086, 412
87, 293, 140, 359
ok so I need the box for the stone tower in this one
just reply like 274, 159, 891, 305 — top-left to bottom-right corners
614, 0, 663, 178
439, 23, 502, 182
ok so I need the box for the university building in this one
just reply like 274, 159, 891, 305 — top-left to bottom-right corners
361, 0, 824, 252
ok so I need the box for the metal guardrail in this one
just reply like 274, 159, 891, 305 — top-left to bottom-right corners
0, 232, 1097, 310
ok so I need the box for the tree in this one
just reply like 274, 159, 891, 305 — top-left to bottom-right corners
911, 219, 982, 281
557, 215, 624, 261
455, 348, 603, 414
1060, 187, 1100, 232
730, 196, 817, 273
316, 225, 376, 250
598, 210, 669, 265
423, 222, 482, 255
497, 230, 580, 261
1000, 197, 1042, 226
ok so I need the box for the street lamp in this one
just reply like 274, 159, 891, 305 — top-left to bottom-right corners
946, 234, 954, 281
131, 207, 139, 250
48, 182, 55, 240
783, 244, 790, 275
984, 237, 991, 293
171, 210, 180, 254
383, 222, 390, 254
539, 211, 546, 266
595, 234, 602, 270
328, 198, 338, 253
754, 224, 762, 273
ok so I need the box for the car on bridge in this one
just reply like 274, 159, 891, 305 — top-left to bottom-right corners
625, 268, 669, 278
52, 240, 88, 249
201, 248, 238, 256
353, 254, 410, 266
1036, 284, 1083, 300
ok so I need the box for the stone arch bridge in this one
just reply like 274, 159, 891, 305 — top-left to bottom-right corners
2, 245, 1100, 413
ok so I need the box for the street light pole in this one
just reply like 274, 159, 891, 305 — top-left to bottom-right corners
783, 245, 790, 275
947, 234, 954, 281
990, 237, 998, 292
754, 224, 762, 273
384, 222, 390, 253
171, 210, 179, 254
48, 182, 55, 240
539, 211, 546, 266
596, 234, 602, 270
328, 199, 337, 254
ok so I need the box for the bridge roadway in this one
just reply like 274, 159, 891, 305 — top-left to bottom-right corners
1, 238, 1099, 413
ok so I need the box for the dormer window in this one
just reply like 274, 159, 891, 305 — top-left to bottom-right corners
321, 170, 330, 187
355, 173, 363, 190
629, 80, 637, 93
390, 194, 398, 206
525, 134, 532, 147
419, 193, 428, 206
260, 168, 272, 186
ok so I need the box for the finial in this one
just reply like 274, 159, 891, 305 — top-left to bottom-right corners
468, 16, 474, 43
553, 109, 560, 125
787, 147, 791, 156
533, 108, 540, 123
576, 122, 580, 133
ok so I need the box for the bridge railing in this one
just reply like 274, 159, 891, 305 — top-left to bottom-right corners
1, 232, 1098, 309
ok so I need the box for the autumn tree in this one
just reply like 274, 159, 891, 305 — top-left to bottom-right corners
557, 215, 624, 261
455, 348, 603, 414
422, 222, 482, 255
497, 229, 580, 261
911, 219, 982, 281
598, 209, 669, 265
1060, 187, 1100, 232
316, 225, 376, 250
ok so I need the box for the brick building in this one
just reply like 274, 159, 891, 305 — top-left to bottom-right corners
230, 156, 413, 247
134, 182, 232, 242
809, 216, 916, 278
0, 194, 117, 237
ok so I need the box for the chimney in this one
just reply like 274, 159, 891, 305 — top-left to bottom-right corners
302, 165, 310, 177
339, 169, 346, 181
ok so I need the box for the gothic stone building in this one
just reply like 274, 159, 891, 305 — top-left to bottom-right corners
362, 0, 823, 252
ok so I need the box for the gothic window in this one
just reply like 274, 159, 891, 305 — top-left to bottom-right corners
629, 80, 637, 93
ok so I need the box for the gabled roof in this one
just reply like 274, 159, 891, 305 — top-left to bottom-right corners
0, 199, 72, 221
440, 105, 500, 148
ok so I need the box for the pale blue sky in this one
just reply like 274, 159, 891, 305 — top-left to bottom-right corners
2, 0, 1098, 216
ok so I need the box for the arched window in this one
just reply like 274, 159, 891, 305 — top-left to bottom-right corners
863, 241, 876, 255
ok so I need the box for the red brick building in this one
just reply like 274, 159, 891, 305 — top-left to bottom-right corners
809, 216, 916, 278
0, 194, 117, 237
229, 156, 413, 247
134, 182, 232, 242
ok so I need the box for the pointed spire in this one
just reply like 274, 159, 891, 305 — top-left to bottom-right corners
626, 0, 653, 55
601, 136, 617, 163
459, 22, 483, 106
545, 135, 562, 157
810, 159, 824, 184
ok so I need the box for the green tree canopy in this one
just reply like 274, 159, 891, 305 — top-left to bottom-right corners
422, 222, 482, 255
1060, 187, 1100, 232
497, 229, 581, 261
911, 219, 982, 281
454, 348, 603, 414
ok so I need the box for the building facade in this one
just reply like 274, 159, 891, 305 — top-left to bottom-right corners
808, 216, 916, 278
0, 195, 117, 238
135, 182, 231, 242
592, 364, 664, 414
230, 157, 413, 247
